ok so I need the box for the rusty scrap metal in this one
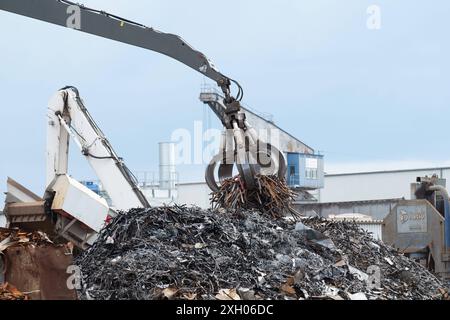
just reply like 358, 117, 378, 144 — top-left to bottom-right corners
211, 175, 301, 220
0, 227, 77, 300
0, 283, 28, 300
76, 206, 447, 300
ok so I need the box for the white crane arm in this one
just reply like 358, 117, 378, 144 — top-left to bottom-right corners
46, 86, 149, 211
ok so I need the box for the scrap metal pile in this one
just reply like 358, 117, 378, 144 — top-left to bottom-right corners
211, 175, 300, 219
0, 228, 55, 301
76, 206, 447, 300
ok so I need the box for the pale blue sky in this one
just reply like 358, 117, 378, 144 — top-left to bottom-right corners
0, 0, 449, 198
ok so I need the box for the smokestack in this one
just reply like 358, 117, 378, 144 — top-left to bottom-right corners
159, 142, 176, 190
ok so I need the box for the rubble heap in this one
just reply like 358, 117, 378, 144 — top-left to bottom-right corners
0, 228, 57, 301
211, 175, 300, 219
76, 206, 446, 300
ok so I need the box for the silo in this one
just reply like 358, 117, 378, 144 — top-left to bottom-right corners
159, 142, 176, 190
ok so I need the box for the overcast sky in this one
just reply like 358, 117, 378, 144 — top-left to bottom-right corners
0, 0, 449, 199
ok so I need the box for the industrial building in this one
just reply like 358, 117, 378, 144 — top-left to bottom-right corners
319, 167, 450, 203
139, 90, 450, 215
167, 166, 450, 211
299, 167, 450, 222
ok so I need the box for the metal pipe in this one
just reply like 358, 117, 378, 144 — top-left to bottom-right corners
57, 114, 83, 150
429, 185, 450, 249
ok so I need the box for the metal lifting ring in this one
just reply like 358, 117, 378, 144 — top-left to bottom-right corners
205, 141, 286, 192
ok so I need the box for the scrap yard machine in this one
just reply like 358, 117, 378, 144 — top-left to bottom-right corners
383, 176, 450, 282
1, 0, 286, 249
0, 0, 286, 192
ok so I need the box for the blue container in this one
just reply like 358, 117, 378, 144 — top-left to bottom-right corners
81, 181, 100, 195
286, 153, 324, 189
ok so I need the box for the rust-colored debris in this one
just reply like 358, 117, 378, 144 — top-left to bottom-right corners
0, 228, 53, 246
211, 175, 301, 220
0, 283, 29, 300
0, 228, 77, 300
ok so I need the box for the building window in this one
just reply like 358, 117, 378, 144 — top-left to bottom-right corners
305, 157, 318, 180
306, 168, 318, 180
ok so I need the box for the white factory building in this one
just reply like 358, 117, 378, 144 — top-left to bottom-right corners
172, 166, 450, 209
318, 166, 450, 203
137, 90, 450, 213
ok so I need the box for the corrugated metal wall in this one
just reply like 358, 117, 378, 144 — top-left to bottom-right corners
319, 168, 450, 203
299, 199, 401, 220
358, 223, 383, 240
172, 167, 450, 211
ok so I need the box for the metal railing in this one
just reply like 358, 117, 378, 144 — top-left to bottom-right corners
134, 171, 180, 189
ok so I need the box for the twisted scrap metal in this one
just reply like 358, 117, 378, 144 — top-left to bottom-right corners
75, 206, 447, 300
210, 175, 301, 220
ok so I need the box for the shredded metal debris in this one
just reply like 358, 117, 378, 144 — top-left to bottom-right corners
0, 228, 53, 247
76, 206, 448, 300
210, 175, 300, 219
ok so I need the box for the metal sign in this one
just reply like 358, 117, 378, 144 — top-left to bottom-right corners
396, 205, 427, 233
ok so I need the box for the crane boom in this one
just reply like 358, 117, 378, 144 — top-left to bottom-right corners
0, 0, 236, 95
0, 0, 283, 192
47, 87, 149, 210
